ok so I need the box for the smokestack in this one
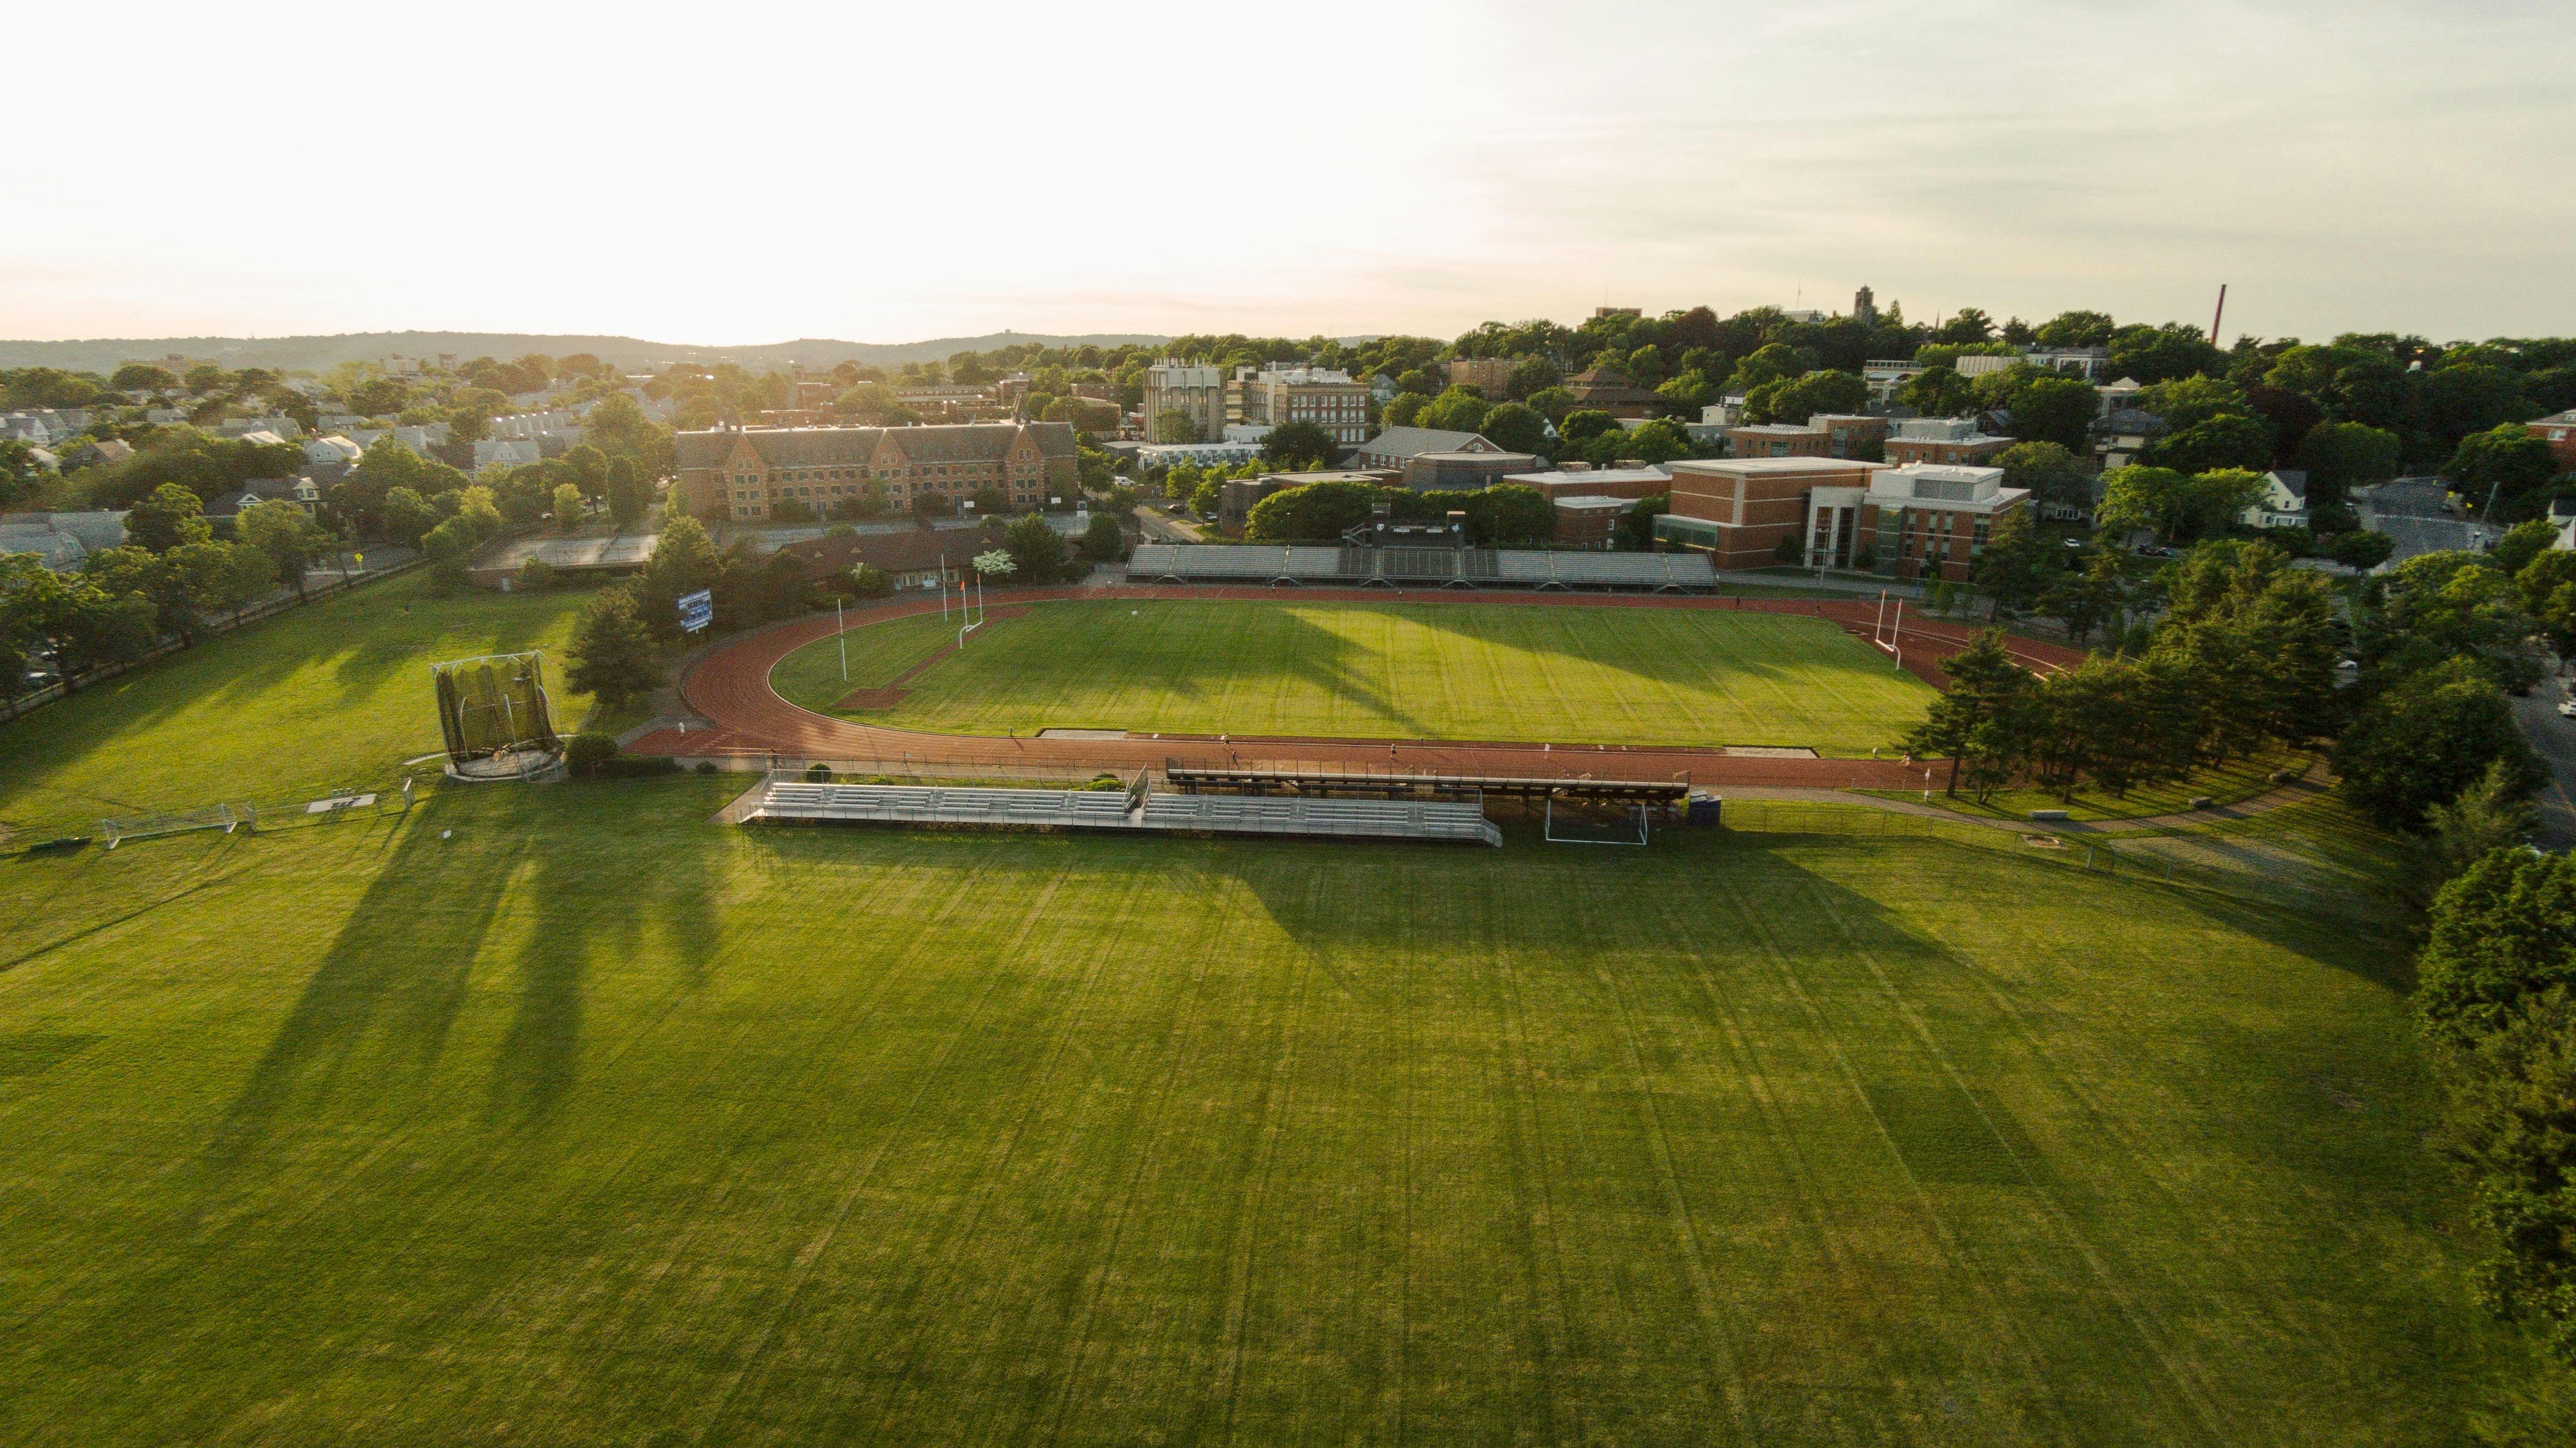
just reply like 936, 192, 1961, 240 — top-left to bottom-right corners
2209, 284, 2228, 347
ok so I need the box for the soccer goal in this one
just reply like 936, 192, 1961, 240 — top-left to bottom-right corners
1544, 796, 1651, 846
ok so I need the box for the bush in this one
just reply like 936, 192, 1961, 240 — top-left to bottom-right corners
694, 761, 719, 775
804, 762, 832, 782
564, 731, 619, 777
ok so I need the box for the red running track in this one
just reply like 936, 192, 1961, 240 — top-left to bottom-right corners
627, 585, 2089, 789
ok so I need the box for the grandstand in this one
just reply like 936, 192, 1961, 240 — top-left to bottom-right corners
1166, 760, 1689, 810
744, 777, 1503, 846
1125, 543, 1714, 592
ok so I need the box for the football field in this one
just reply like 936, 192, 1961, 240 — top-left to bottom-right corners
0, 779, 2517, 1446
769, 599, 1932, 753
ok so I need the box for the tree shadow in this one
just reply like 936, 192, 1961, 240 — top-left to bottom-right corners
204, 805, 525, 1175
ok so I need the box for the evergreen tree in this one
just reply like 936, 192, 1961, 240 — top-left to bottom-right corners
1900, 631, 2030, 796
565, 586, 663, 707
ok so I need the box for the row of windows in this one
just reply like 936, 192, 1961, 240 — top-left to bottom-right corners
734, 461, 1043, 485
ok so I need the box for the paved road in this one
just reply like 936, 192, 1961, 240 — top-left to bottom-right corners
2510, 674, 2576, 849
1132, 505, 1208, 543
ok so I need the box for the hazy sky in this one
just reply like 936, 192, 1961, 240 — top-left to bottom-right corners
7, 0, 2571, 347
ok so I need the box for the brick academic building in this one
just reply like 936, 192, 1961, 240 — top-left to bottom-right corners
1652, 457, 2028, 584
675, 422, 1079, 522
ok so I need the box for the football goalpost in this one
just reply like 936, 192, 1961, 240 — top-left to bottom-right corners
1872, 589, 1904, 666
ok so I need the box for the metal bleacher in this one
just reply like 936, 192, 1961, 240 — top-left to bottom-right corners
1128, 543, 1712, 592
746, 777, 1501, 847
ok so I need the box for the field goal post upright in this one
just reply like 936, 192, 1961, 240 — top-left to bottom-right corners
1873, 589, 1903, 667
430, 651, 562, 778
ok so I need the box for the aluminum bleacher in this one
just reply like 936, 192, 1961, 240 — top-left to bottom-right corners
1127, 543, 1713, 592
746, 778, 1502, 846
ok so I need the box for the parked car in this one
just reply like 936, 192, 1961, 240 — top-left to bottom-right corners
2557, 699, 2576, 719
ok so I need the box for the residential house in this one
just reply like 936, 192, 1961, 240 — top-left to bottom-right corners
2091, 407, 2167, 471
206, 477, 323, 528
2240, 470, 2308, 529
2527, 409, 2576, 471
473, 438, 544, 473
0, 510, 128, 571
69, 438, 134, 469
304, 435, 364, 468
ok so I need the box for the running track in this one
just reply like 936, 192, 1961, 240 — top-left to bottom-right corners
627, 586, 2088, 789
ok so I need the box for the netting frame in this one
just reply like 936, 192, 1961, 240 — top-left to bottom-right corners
431, 651, 561, 765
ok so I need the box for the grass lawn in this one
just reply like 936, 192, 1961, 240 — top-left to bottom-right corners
769, 612, 960, 705
771, 599, 1933, 752
0, 573, 601, 842
1863, 752, 2315, 823
0, 777, 2523, 1445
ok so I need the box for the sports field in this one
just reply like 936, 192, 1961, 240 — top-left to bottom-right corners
769, 599, 1933, 752
0, 572, 601, 841
0, 775, 2520, 1446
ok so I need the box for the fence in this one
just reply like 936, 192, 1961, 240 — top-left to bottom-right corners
0, 555, 428, 726
90, 777, 417, 850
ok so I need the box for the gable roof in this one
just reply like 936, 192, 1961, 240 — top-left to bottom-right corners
2266, 469, 2309, 501
776, 522, 1007, 578
1354, 427, 1496, 460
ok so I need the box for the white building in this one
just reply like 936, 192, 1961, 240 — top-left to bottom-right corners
473, 438, 544, 473
1137, 441, 1266, 469
2239, 470, 2309, 529
1142, 361, 1226, 443
305, 435, 364, 467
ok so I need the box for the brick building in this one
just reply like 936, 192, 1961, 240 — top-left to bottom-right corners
1803, 462, 2031, 583
1226, 366, 1371, 444
2528, 409, 2576, 471
1445, 357, 1516, 395
675, 422, 1079, 522
1883, 416, 2013, 467
1406, 450, 1541, 491
1727, 423, 1830, 458
1551, 495, 1632, 549
1809, 414, 1888, 459
1652, 457, 1883, 568
1501, 465, 1672, 503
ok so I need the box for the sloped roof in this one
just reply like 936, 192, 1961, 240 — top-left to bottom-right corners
675, 422, 1076, 471
1354, 427, 1495, 460
2091, 407, 2169, 437
2267, 470, 2309, 500
777, 522, 1007, 577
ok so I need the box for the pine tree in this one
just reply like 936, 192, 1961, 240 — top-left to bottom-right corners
1901, 631, 2031, 796
566, 587, 662, 707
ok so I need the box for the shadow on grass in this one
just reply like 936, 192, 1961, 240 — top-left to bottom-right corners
207, 805, 526, 1172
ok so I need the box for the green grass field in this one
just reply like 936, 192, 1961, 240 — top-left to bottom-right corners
0, 777, 2523, 1446
0, 574, 601, 841
772, 599, 1933, 752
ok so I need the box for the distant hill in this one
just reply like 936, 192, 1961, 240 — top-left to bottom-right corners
0, 330, 1172, 375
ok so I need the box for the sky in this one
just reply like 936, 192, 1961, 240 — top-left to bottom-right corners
5, 0, 2572, 348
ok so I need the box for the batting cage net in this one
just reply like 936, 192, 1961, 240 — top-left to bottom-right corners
432, 652, 559, 763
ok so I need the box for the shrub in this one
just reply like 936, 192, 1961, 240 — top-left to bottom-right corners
564, 732, 619, 777
804, 762, 832, 782
694, 761, 719, 775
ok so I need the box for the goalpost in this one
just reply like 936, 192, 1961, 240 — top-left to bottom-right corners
1872, 589, 1904, 666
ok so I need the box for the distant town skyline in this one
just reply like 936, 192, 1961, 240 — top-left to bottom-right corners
8, 1, 2572, 348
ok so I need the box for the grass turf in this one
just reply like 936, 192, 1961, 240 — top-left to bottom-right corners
770, 599, 1933, 753
0, 572, 603, 841
0, 777, 2522, 1445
